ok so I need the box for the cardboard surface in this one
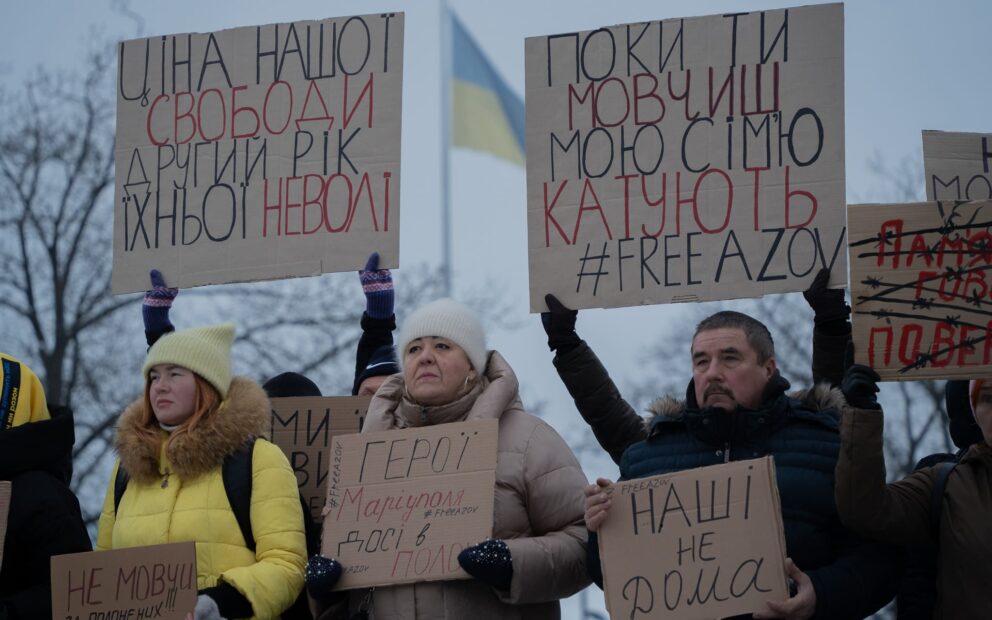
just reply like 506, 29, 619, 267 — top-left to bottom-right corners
269, 396, 367, 522
113, 14, 404, 293
50, 542, 197, 620
849, 200, 992, 380
598, 457, 788, 620
0, 481, 10, 570
923, 130, 992, 201
525, 4, 846, 311
321, 419, 498, 589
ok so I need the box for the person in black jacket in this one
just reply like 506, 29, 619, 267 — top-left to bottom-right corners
550, 304, 899, 618
542, 268, 851, 464
0, 353, 92, 620
352, 252, 400, 397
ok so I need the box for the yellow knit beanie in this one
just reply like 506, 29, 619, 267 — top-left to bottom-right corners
0, 353, 51, 430
143, 323, 236, 398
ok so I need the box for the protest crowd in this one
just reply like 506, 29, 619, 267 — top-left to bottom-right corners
2, 4, 991, 620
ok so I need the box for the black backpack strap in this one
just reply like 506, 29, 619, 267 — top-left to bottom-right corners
930, 461, 956, 540
113, 463, 129, 513
223, 439, 257, 551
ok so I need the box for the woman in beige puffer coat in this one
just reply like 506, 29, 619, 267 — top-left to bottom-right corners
311, 299, 590, 620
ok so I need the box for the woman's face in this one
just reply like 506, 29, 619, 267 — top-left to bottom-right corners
973, 382, 992, 446
403, 336, 473, 406
148, 364, 198, 426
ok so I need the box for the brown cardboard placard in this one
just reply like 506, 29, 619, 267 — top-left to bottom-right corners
112, 13, 404, 294
525, 4, 846, 311
849, 200, 992, 380
269, 396, 367, 522
598, 457, 788, 620
923, 130, 992, 201
322, 419, 498, 589
0, 481, 10, 570
51, 542, 196, 620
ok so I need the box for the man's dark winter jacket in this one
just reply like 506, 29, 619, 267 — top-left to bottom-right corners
0, 405, 91, 620
556, 341, 899, 619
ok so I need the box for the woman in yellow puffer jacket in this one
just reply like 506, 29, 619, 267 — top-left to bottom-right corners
96, 322, 306, 620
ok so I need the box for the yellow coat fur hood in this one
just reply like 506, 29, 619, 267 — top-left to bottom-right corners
96, 377, 306, 620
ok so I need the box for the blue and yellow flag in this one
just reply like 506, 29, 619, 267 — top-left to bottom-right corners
451, 13, 525, 165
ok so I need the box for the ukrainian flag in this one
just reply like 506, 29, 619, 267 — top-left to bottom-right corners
450, 12, 525, 165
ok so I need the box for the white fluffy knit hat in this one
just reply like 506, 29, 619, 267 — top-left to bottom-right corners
397, 299, 487, 372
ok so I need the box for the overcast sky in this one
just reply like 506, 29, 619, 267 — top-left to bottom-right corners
3, 1, 990, 615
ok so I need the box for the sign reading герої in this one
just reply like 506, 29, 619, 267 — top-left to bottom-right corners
322, 419, 497, 590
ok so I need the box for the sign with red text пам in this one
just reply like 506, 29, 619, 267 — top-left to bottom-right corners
269, 396, 367, 522
322, 419, 497, 589
525, 4, 845, 311
923, 130, 992, 201
598, 457, 788, 620
113, 14, 404, 293
51, 542, 197, 620
849, 200, 992, 381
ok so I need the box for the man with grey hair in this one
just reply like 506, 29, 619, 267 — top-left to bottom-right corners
546, 304, 899, 619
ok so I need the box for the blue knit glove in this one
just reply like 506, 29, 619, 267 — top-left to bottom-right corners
142, 269, 178, 335
457, 539, 513, 591
306, 555, 343, 602
359, 252, 394, 320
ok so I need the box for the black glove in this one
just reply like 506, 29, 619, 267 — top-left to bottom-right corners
541, 294, 580, 353
306, 555, 343, 602
803, 268, 850, 325
458, 539, 513, 591
842, 363, 881, 410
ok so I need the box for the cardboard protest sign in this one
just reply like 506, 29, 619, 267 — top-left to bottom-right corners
51, 542, 196, 620
923, 130, 992, 201
0, 481, 10, 569
598, 457, 787, 620
525, 4, 845, 311
269, 396, 367, 521
322, 419, 498, 589
849, 200, 992, 380
113, 13, 404, 293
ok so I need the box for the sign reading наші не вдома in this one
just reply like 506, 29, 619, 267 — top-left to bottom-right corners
113, 14, 403, 293
598, 457, 788, 619
526, 4, 845, 311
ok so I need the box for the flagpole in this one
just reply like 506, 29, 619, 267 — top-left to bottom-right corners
439, 0, 453, 297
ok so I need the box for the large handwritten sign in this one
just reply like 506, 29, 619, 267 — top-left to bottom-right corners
51, 543, 197, 620
322, 419, 497, 589
849, 200, 992, 380
598, 457, 787, 620
269, 396, 367, 522
113, 14, 404, 293
923, 130, 992, 201
525, 4, 845, 311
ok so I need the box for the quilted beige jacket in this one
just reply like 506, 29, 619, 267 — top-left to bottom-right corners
350, 350, 590, 620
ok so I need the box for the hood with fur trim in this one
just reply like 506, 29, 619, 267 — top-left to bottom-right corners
115, 376, 270, 483
647, 382, 846, 419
